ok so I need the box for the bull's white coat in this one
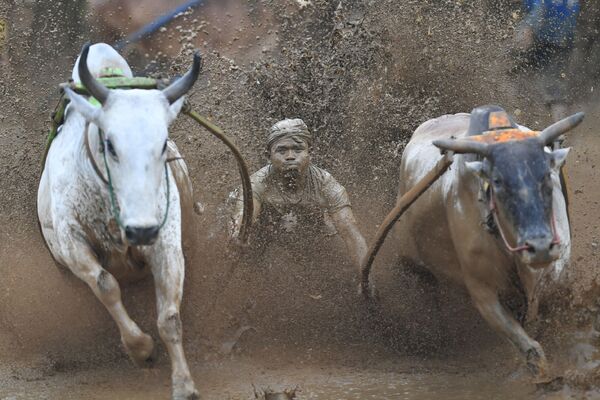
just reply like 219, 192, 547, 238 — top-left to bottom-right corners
395, 112, 571, 375
37, 44, 199, 399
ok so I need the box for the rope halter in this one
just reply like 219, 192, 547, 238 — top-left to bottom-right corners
487, 184, 560, 253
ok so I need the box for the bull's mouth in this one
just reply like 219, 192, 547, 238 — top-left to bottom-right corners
124, 225, 160, 246
126, 236, 158, 247
519, 246, 560, 268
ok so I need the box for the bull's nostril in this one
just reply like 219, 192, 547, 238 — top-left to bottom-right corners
125, 225, 160, 244
125, 226, 136, 241
146, 226, 159, 239
525, 242, 535, 253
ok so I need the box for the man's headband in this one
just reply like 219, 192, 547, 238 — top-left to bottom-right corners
267, 118, 312, 150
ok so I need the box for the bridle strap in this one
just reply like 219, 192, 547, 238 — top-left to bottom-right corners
88, 127, 171, 232
489, 193, 530, 252
84, 123, 109, 185
488, 186, 561, 253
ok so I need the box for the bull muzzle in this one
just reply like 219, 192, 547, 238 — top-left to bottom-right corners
520, 236, 560, 267
125, 225, 160, 246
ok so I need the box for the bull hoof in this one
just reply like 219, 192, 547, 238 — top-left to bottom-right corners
525, 346, 548, 378
124, 333, 157, 368
534, 375, 564, 392
173, 390, 200, 400
173, 379, 200, 400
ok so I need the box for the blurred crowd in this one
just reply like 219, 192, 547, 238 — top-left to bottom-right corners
512, 0, 600, 120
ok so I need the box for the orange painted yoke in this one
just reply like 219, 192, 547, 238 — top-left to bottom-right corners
468, 129, 540, 144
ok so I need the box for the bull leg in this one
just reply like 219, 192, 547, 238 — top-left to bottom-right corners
464, 278, 548, 377
152, 252, 199, 400
70, 249, 155, 366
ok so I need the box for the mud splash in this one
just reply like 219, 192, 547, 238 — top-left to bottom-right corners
1, 0, 600, 399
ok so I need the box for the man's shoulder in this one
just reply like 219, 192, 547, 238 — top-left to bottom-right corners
308, 165, 351, 211
309, 165, 341, 187
249, 165, 274, 197
252, 165, 272, 178
309, 164, 333, 180
251, 165, 273, 185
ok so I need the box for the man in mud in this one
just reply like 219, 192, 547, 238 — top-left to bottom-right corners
229, 118, 367, 273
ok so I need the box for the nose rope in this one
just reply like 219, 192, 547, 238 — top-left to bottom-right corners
99, 130, 170, 232
488, 186, 560, 253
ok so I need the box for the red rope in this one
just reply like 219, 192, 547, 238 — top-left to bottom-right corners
488, 187, 560, 253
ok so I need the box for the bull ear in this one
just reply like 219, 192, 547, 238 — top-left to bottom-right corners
64, 87, 102, 125
167, 97, 185, 125
549, 148, 570, 170
465, 161, 485, 178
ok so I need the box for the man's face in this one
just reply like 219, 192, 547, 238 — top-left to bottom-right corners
269, 137, 310, 178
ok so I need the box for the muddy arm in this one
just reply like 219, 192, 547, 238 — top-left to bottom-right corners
331, 206, 368, 272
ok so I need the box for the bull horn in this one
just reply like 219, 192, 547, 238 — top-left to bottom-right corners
162, 51, 202, 104
538, 112, 585, 145
78, 42, 110, 104
433, 138, 489, 155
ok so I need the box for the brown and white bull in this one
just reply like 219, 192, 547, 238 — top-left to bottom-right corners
37, 43, 200, 399
393, 105, 583, 376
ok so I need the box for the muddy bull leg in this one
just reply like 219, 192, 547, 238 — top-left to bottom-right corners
464, 277, 547, 377
360, 153, 453, 297
69, 247, 155, 365
151, 249, 199, 400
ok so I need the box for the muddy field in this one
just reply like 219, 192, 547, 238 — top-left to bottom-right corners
2, 0, 600, 399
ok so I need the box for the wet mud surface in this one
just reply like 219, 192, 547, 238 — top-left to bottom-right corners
0, 344, 538, 400
2, 0, 600, 399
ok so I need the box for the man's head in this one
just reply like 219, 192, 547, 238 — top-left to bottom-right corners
267, 119, 312, 179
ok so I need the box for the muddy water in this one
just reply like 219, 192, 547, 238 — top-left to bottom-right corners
299, 372, 531, 400
0, 348, 536, 400
0, 370, 533, 400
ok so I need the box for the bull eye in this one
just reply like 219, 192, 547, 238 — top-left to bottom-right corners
106, 139, 118, 160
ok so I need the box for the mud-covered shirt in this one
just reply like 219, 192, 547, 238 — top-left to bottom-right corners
230, 164, 351, 237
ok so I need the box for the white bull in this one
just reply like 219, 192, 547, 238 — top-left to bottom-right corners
394, 106, 583, 378
37, 43, 200, 399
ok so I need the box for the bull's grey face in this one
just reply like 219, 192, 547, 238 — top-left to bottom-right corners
467, 139, 569, 266
66, 88, 184, 245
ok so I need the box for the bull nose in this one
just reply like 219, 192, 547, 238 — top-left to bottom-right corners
125, 225, 160, 245
523, 237, 558, 264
